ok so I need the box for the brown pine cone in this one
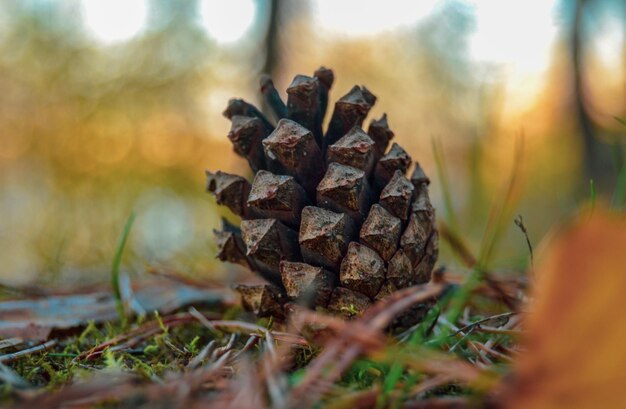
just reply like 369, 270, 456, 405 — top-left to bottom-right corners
207, 67, 438, 323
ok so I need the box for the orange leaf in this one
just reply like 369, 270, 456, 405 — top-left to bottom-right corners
505, 210, 626, 409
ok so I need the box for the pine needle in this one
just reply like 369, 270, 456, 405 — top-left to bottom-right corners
111, 212, 136, 322
432, 137, 458, 231
612, 164, 626, 209
447, 134, 525, 324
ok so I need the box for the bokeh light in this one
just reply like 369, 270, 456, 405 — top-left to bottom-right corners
593, 14, 624, 69
80, 0, 148, 43
468, 0, 558, 73
199, 0, 257, 43
314, 0, 439, 36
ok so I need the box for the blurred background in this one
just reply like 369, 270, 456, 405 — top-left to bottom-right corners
0, 0, 623, 286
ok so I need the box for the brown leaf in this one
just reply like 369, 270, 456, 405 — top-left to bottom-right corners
505, 210, 626, 409
0, 280, 233, 342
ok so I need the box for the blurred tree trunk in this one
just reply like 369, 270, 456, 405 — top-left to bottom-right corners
259, 0, 283, 121
571, 0, 615, 186
262, 0, 281, 80
572, 0, 597, 181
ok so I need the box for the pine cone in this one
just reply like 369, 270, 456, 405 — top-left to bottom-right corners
207, 67, 438, 321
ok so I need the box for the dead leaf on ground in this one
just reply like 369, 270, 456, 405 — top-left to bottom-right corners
0, 279, 234, 343
504, 210, 626, 409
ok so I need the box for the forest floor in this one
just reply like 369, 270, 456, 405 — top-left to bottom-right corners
0, 213, 527, 409
2, 209, 626, 409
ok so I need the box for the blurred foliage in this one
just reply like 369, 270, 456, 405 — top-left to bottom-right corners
0, 0, 242, 284
0, 0, 624, 285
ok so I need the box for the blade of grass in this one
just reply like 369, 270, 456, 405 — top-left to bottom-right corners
446, 134, 524, 324
477, 135, 524, 268
378, 362, 403, 409
610, 116, 626, 209
613, 116, 626, 126
432, 137, 458, 232
514, 215, 533, 270
438, 220, 476, 267
377, 300, 447, 409
112, 212, 136, 322
612, 163, 626, 209
589, 179, 596, 211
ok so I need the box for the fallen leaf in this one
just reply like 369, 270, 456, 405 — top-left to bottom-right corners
0, 279, 234, 342
505, 210, 626, 409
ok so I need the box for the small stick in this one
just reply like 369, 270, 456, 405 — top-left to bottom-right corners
452, 312, 517, 336
439, 317, 487, 361
234, 334, 260, 358
289, 282, 446, 406
188, 308, 308, 347
186, 340, 217, 369
0, 340, 57, 364
77, 313, 204, 360
260, 74, 287, 121
210, 334, 237, 362
474, 342, 515, 363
